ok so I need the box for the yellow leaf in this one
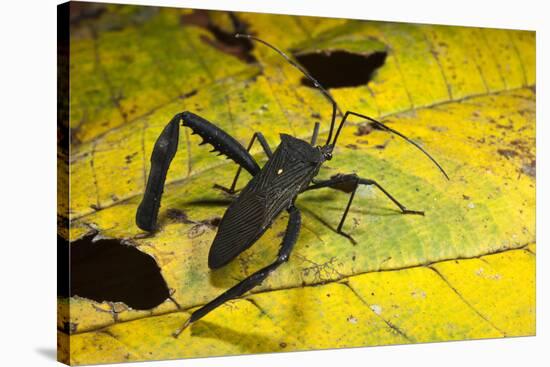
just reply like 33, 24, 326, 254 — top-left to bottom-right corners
67, 247, 534, 364
61, 4, 535, 365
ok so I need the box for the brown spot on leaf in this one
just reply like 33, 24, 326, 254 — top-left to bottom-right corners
521, 159, 536, 178
166, 208, 193, 224
375, 141, 389, 150
188, 225, 207, 239
430, 126, 449, 133
497, 149, 518, 159
180, 10, 256, 63
125, 152, 138, 164
355, 124, 374, 136
496, 124, 511, 130
187, 216, 222, 238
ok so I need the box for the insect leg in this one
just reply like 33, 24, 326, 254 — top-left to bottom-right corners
182, 111, 261, 175
136, 112, 262, 232
136, 115, 181, 232
224, 132, 273, 193
304, 174, 423, 233
173, 205, 301, 337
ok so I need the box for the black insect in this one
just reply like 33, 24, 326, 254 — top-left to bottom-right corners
136, 34, 449, 337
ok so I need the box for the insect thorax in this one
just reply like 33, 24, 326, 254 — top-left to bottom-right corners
279, 134, 324, 164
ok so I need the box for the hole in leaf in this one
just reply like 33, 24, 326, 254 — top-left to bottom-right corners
58, 234, 170, 310
294, 51, 387, 88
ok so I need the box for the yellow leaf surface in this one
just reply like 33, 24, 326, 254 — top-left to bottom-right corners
61, 4, 535, 365
67, 247, 534, 365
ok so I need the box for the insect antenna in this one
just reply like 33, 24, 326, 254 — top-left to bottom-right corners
333, 111, 449, 180
235, 33, 339, 145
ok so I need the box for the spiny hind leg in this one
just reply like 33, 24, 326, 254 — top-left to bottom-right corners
136, 112, 262, 232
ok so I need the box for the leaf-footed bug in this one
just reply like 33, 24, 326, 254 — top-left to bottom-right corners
136, 34, 449, 336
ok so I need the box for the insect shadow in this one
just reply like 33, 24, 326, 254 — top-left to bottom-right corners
189, 319, 289, 353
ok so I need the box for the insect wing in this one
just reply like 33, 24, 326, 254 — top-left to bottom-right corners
208, 189, 268, 269
208, 141, 319, 269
